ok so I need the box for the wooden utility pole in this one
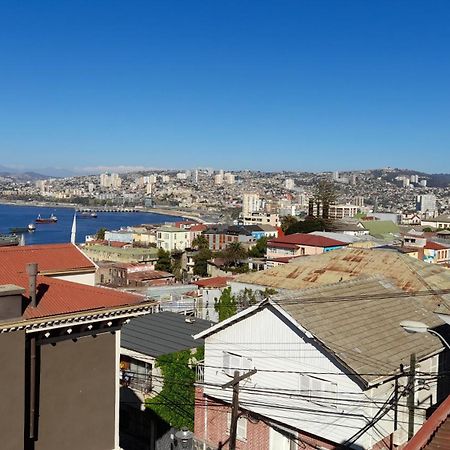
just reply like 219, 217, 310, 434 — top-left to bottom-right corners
222, 369, 257, 450
407, 353, 416, 440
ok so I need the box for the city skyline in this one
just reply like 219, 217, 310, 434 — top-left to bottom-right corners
1, 1, 450, 172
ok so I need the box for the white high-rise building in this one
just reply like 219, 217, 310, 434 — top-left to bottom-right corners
284, 178, 295, 190
214, 173, 224, 185
242, 193, 260, 215
100, 173, 111, 188
416, 194, 437, 213
332, 171, 339, 181
224, 172, 235, 184
110, 173, 122, 189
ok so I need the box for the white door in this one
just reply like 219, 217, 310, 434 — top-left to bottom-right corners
269, 427, 292, 450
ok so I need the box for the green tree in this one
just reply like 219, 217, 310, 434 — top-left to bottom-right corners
155, 248, 172, 272
193, 247, 212, 276
215, 287, 237, 322
192, 235, 209, 250
285, 218, 329, 235
95, 227, 107, 240
222, 241, 247, 267
248, 236, 268, 258
280, 215, 298, 232
146, 347, 203, 430
314, 180, 338, 219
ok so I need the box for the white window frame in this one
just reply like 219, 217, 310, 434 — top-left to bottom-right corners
226, 411, 247, 442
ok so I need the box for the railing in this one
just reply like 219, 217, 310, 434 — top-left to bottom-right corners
196, 361, 204, 383
121, 372, 152, 395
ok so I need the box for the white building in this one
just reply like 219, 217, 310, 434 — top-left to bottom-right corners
416, 194, 437, 214
194, 277, 445, 450
224, 172, 235, 184
156, 226, 190, 251
284, 178, 295, 190
328, 204, 359, 220
242, 193, 260, 215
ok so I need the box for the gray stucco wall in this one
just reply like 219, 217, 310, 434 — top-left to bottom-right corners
0, 331, 25, 450
36, 332, 116, 450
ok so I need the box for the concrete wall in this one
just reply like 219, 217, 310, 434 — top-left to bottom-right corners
36, 332, 116, 450
0, 331, 25, 450
54, 272, 96, 286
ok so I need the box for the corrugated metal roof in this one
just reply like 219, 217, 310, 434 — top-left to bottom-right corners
121, 311, 215, 357
271, 276, 444, 384
235, 248, 450, 294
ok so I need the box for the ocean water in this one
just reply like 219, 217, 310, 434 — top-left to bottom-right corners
0, 204, 184, 245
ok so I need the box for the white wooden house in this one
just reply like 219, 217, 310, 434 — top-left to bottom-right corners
193, 277, 448, 450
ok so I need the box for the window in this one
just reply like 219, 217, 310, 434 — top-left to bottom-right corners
226, 412, 247, 441
269, 427, 295, 450
223, 352, 253, 376
299, 374, 337, 408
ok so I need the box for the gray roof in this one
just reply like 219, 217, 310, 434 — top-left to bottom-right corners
121, 311, 215, 357
272, 276, 445, 385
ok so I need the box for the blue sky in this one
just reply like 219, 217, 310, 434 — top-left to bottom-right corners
0, 0, 449, 173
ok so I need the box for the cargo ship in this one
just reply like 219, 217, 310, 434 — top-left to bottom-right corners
35, 213, 58, 223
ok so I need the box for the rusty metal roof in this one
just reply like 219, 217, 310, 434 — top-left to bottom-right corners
235, 248, 450, 294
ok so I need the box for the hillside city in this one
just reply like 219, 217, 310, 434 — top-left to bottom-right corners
1, 166, 450, 449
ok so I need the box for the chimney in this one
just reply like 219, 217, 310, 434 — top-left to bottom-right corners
0, 285, 25, 320
26, 263, 39, 307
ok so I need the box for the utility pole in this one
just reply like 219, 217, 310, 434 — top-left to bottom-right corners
407, 353, 416, 440
222, 369, 257, 450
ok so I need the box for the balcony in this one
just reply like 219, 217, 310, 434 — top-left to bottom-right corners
121, 371, 152, 396
195, 361, 204, 383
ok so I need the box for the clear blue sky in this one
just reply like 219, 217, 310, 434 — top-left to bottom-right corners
1, 0, 449, 173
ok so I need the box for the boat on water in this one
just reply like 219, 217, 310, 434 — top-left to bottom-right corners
0, 234, 20, 247
9, 223, 36, 233
36, 213, 58, 224
78, 211, 98, 219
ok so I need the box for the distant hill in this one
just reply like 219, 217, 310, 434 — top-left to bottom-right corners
371, 168, 450, 188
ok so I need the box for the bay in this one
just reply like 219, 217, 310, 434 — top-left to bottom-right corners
0, 203, 184, 245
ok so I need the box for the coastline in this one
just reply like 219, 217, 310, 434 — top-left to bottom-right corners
0, 199, 206, 223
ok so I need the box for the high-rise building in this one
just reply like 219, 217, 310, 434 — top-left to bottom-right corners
416, 194, 437, 213
284, 178, 295, 190
214, 173, 224, 185
242, 193, 260, 215
332, 171, 339, 181
224, 172, 235, 184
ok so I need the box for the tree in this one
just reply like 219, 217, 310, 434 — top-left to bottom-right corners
155, 248, 172, 272
314, 180, 338, 219
214, 287, 237, 322
248, 236, 268, 258
285, 218, 329, 235
222, 241, 247, 267
95, 227, 107, 240
280, 215, 298, 232
193, 247, 212, 277
192, 235, 209, 250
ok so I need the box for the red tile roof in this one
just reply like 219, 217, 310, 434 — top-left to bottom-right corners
189, 224, 207, 232
0, 244, 145, 321
268, 233, 348, 248
425, 241, 449, 250
194, 276, 234, 288
0, 243, 95, 275
404, 394, 450, 450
